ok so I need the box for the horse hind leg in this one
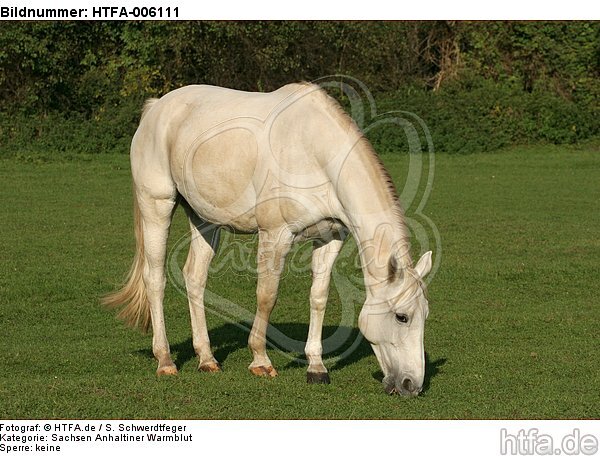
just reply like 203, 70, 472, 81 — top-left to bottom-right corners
137, 188, 178, 376
182, 204, 221, 373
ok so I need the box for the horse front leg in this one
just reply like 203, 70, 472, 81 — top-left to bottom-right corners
248, 228, 293, 378
305, 238, 343, 384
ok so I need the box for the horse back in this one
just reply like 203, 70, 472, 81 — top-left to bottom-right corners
132, 84, 346, 233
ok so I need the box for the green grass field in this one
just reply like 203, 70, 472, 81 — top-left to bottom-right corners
1, 144, 598, 419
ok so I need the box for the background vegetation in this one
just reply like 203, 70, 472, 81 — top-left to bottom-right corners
1, 21, 599, 155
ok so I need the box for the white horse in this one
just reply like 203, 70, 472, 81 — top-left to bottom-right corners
104, 82, 433, 396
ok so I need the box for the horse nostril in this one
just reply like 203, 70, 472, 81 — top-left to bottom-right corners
383, 378, 397, 395
402, 377, 414, 392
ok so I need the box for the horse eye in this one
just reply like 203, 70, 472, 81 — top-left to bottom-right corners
395, 313, 409, 324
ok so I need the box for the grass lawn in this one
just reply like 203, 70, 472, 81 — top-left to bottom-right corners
0, 143, 598, 419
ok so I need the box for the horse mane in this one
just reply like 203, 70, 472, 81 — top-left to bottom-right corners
305, 83, 413, 266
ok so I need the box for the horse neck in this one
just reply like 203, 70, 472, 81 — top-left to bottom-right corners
352, 211, 412, 293
328, 139, 412, 292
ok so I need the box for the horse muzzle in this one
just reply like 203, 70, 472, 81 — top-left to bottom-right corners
383, 375, 422, 397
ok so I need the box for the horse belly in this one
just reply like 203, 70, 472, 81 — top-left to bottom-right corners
173, 129, 260, 232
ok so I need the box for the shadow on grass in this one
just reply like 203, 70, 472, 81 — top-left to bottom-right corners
137, 321, 445, 393
137, 322, 368, 370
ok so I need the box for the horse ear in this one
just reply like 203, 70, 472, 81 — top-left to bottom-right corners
388, 255, 404, 282
415, 251, 433, 278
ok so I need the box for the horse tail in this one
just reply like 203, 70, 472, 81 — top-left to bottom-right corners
102, 193, 152, 333
141, 98, 159, 121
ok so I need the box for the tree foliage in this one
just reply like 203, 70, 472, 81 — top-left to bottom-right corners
0, 21, 598, 154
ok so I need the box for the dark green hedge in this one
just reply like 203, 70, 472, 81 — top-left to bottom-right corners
369, 78, 599, 155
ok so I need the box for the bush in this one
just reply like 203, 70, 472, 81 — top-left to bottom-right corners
367, 78, 599, 155
1, 77, 597, 157
0, 22, 598, 156
0, 97, 141, 156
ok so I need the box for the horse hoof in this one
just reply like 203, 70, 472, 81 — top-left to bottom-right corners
199, 362, 222, 373
307, 372, 330, 384
249, 365, 278, 378
156, 364, 178, 376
